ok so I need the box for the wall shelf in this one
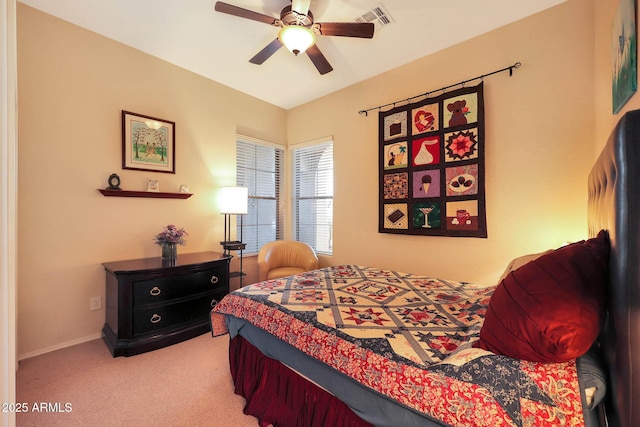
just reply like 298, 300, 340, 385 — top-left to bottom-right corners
98, 189, 193, 199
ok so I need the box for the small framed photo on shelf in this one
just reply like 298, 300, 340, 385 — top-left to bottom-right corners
122, 111, 176, 173
147, 178, 160, 192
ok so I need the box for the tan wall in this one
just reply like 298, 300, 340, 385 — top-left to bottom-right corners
288, 0, 595, 285
594, 0, 640, 153
16, 4, 286, 357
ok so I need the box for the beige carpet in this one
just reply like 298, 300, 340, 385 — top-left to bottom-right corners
16, 333, 259, 427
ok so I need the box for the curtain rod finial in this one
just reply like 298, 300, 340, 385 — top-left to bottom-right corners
510, 62, 522, 76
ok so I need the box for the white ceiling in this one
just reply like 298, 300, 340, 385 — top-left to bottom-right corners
18, 0, 566, 109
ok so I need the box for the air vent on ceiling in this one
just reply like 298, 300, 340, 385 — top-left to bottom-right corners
355, 3, 394, 31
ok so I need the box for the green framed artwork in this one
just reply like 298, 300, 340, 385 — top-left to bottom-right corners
612, 0, 637, 114
122, 110, 176, 173
379, 83, 487, 238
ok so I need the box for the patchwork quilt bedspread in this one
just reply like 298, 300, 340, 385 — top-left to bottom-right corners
210, 265, 586, 427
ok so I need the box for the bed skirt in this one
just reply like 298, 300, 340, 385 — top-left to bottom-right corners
229, 335, 373, 427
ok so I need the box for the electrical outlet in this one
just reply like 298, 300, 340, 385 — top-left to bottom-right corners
90, 296, 102, 311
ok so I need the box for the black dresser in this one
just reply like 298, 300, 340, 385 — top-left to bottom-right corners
102, 251, 231, 357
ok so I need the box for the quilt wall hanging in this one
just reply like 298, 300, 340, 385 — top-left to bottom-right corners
379, 82, 486, 238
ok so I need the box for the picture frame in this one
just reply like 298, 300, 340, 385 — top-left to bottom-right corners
122, 111, 176, 173
612, 0, 637, 114
147, 178, 160, 192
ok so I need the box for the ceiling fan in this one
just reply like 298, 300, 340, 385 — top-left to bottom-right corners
214, 1, 375, 75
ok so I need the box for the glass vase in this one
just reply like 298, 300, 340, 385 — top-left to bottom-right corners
161, 243, 177, 261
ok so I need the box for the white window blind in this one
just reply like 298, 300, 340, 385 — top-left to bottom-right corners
293, 141, 333, 255
236, 137, 283, 255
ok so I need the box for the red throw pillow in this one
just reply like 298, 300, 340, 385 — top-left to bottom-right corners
475, 230, 609, 363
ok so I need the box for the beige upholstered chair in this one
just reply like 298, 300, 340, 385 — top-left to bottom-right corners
257, 240, 319, 282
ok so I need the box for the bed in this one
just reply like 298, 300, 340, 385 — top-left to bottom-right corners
210, 109, 640, 427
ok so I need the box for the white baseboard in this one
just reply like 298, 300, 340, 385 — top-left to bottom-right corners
18, 333, 102, 361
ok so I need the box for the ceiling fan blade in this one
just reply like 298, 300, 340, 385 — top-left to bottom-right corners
291, 0, 311, 16
214, 2, 278, 25
306, 44, 333, 75
316, 22, 374, 38
249, 39, 283, 65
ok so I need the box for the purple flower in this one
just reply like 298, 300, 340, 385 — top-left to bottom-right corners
154, 224, 188, 246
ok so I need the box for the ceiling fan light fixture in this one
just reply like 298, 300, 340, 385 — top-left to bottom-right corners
278, 25, 316, 56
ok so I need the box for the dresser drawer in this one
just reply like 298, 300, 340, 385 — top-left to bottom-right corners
132, 292, 223, 335
133, 267, 227, 306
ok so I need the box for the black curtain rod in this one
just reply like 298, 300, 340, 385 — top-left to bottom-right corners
358, 61, 521, 116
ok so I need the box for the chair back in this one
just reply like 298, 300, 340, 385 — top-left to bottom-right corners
257, 240, 319, 282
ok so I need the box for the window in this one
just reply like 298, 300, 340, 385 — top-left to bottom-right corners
236, 137, 284, 254
292, 140, 333, 255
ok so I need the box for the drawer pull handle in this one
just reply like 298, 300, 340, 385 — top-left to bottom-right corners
149, 286, 161, 296
150, 314, 162, 324
210, 275, 219, 284
211, 299, 219, 308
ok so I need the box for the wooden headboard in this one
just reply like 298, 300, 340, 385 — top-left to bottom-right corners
587, 109, 640, 427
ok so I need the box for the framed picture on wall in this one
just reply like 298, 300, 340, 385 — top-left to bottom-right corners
122, 110, 176, 173
612, 0, 637, 114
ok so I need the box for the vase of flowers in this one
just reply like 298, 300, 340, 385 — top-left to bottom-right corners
154, 224, 188, 261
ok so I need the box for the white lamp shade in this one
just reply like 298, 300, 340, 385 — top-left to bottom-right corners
278, 25, 316, 55
219, 186, 248, 214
